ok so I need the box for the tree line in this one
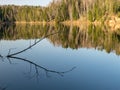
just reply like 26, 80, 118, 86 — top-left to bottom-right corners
0, 0, 120, 23
0, 5, 49, 22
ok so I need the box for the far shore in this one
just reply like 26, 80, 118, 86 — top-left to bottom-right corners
0, 16, 120, 31
15, 21, 56, 25
62, 16, 120, 30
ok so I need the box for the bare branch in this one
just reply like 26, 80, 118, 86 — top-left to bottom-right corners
7, 31, 60, 57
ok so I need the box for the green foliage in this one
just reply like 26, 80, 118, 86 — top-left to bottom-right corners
0, 6, 50, 22
72, 2, 79, 20
88, 1, 106, 21
88, 10, 94, 22
0, 0, 120, 22
118, 12, 120, 18
88, 0, 120, 21
113, 1, 120, 14
55, 1, 69, 22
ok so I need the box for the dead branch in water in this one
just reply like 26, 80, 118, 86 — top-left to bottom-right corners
7, 31, 60, 57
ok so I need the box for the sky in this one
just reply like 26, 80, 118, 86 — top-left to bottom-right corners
0, 0, 52, 6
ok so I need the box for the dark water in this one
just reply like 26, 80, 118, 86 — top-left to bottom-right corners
0, 24, 120, 90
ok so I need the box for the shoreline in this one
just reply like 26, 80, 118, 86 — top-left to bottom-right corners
15, 21, 56, 25
0, 16, 120, 30
62, 16, 120, 30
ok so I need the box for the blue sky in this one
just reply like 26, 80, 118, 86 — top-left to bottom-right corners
0, 0, 52, 6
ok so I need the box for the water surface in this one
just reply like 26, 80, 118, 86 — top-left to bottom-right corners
0, 24, 120, 90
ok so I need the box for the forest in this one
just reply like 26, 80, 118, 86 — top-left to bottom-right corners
0, 0, 120, 23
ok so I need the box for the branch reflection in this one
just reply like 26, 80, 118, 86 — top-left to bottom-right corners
0, 85, 7, 90
7, 56, 76, 77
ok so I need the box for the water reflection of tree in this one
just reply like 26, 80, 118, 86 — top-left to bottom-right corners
0, 24, 50, 40
1, 24, 120, 55
49, 24, 120, 55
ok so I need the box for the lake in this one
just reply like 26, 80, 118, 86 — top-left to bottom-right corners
0, 24, 120, 90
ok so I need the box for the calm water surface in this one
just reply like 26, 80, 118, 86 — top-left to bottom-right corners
0, 24, 120, 90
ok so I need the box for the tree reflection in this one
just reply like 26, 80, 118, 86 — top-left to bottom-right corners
0, 23, 120, 55
49, 24, 120, 55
